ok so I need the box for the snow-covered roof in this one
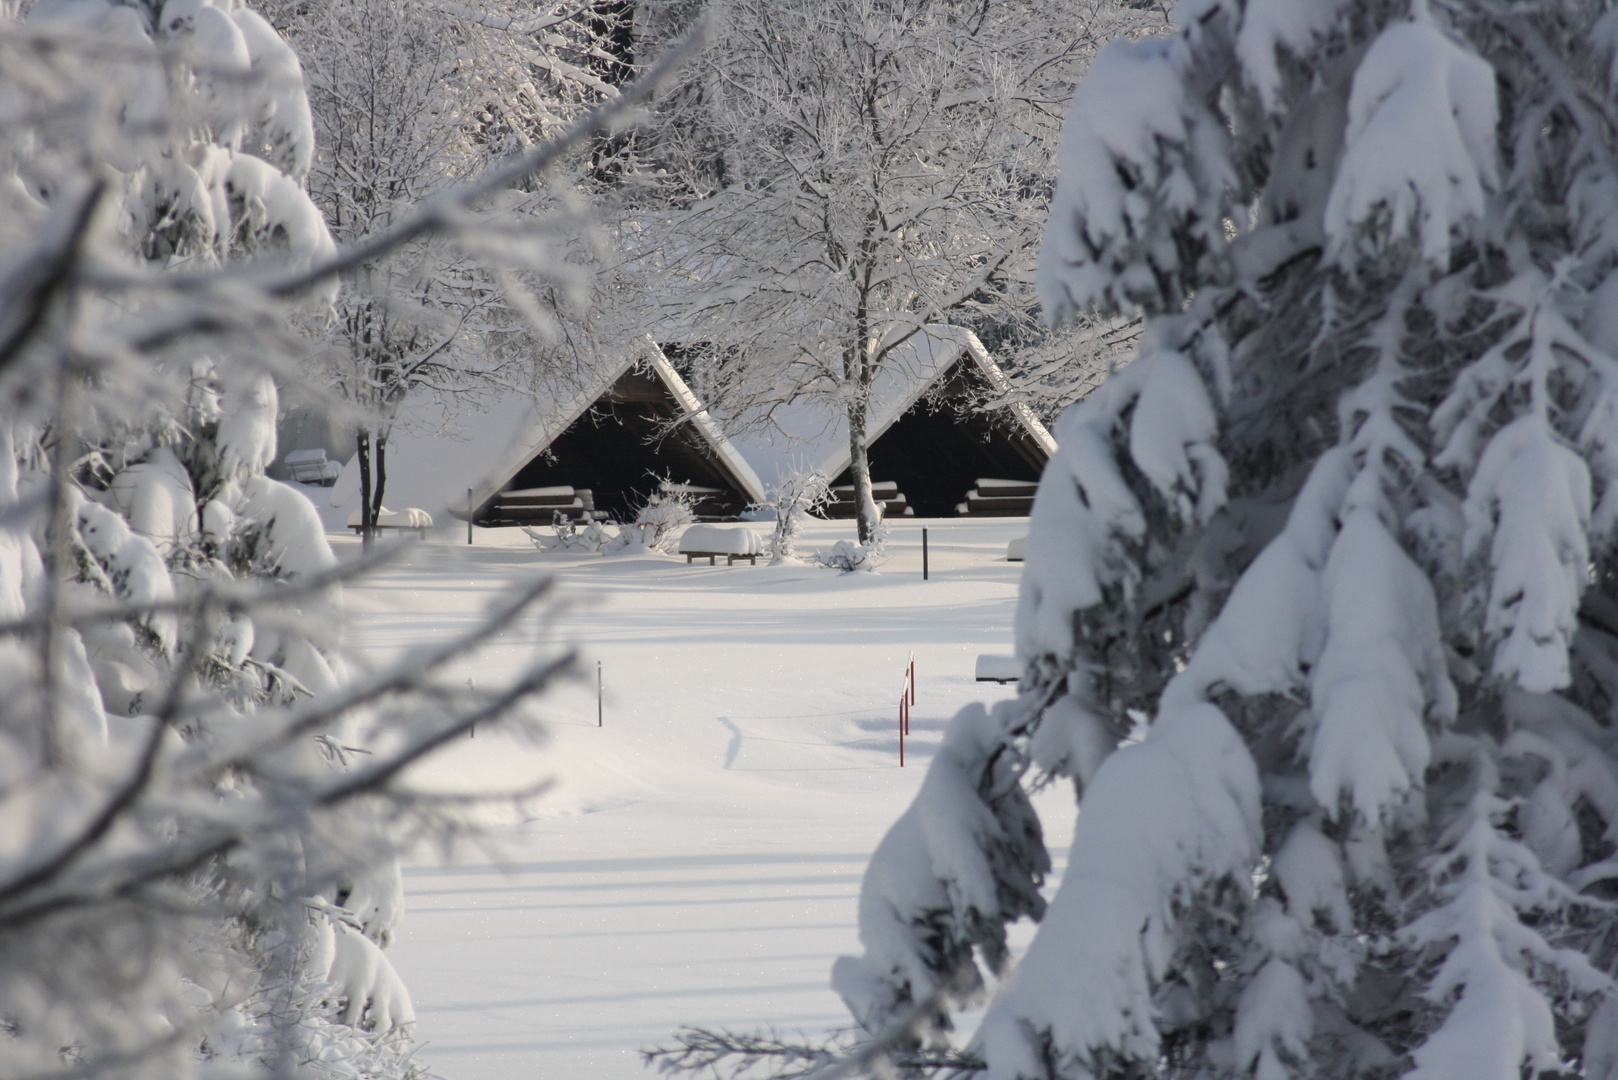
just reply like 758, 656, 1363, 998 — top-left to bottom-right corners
328, 337, 764, 520
728, 327, 1056, 490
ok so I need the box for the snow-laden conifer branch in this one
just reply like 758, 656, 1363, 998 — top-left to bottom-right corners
652, 962, 986, 1080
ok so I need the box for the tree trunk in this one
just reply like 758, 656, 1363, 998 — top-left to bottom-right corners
846, 394, 879, 545
356, 429, 373, 549
370, 431, 388, 537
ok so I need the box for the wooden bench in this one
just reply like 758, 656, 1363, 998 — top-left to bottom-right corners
682, 550, 760, 566
284, 448, 342, 485
975, 654, 1021, 684
348, 507, 432, 538
348, 522, 429, 539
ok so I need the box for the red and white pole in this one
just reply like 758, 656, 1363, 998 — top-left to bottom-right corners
899, 692, 906, 767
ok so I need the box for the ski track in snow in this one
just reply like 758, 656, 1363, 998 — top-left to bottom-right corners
335, 517, 1075, 1080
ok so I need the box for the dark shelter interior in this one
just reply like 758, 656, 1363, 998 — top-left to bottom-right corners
491, 368, 749, 522
829, 362, 1047, 517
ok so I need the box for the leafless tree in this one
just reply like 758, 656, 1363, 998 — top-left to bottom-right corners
637, 0, 1159, 542
278, 0, 633, 543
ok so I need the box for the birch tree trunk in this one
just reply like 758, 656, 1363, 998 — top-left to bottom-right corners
846, 397, 879, 544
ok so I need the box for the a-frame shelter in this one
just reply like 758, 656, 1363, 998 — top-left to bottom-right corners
467, 337, 765, 525
324, 337, 765, 528
729, 327, 1056, 517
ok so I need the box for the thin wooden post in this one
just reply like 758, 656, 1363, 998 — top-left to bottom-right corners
597, 661, 603, 727
467, 488, 474, 545
922, 527, 928, 580
909, 653, 916, 707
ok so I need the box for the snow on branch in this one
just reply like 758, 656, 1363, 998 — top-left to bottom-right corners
975, 702, 1260, 1078
1323, 16, 1498, 265
831, 701, 1049, 1043
1037, 33, 1232, 318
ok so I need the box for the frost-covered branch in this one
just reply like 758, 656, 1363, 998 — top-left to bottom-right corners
650, 964, 986, 1080
0, 1, 640, 1073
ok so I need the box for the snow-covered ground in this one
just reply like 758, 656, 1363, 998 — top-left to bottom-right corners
332, 516, 1075, 1080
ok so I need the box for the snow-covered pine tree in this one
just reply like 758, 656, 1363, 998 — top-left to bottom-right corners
0, 0, 674, 1071
835, 3, 1618, 1078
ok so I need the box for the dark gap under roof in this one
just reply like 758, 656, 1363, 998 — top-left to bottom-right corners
499, 369, 750, 521
829, 361, 1046, 516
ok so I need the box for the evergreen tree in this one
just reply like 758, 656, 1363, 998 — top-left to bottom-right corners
836, 3, 1618, 1079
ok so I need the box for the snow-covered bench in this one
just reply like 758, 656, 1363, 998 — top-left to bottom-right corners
975, 654, 1021, 684
285, 448, 342, 485
348, 506, 433, 538
677, 525, 766, 565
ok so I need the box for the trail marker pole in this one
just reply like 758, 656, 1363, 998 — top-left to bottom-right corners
899, 653, 916, 766
467, 488, 474, 545
922, 528, 929, 580
597, 661, 603, 727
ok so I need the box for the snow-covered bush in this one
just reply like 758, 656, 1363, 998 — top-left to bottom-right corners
0, 4, 682, 1075
814, 525, 887, 575
0, 6, 435, 1075
525, 515, 616, 554
826, 4, 1618, 1080
603, 487, 698, 555
749, 470, 831, 563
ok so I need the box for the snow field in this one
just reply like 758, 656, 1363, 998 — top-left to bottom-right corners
335, 518, 1074, 1080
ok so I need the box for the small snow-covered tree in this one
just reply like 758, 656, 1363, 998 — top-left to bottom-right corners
639, 0, 1157, 545
751, 469, 831, 563
828, 3, 1618, 1080
0, 1, 683, 1073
